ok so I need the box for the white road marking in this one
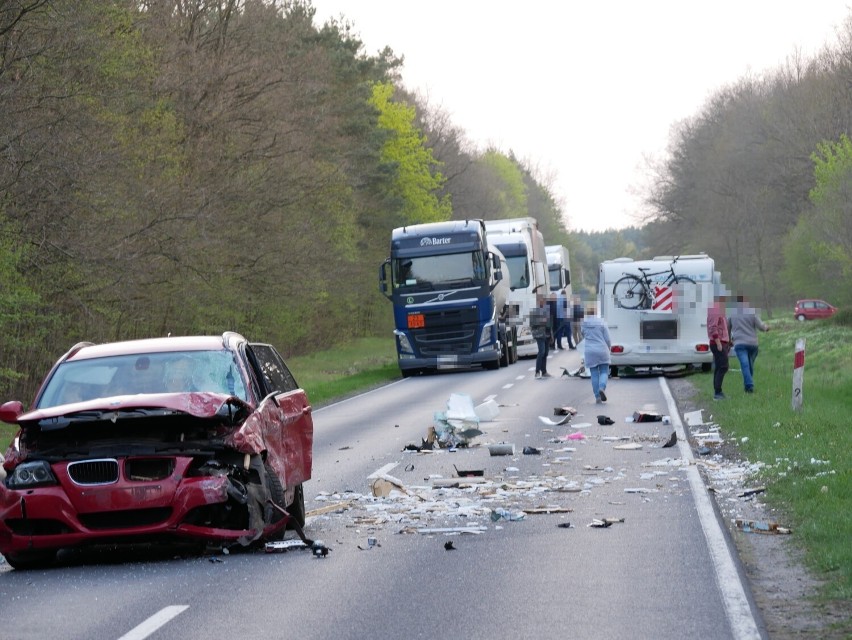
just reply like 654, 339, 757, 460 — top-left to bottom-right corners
516, 375, 525, 380
659, 378, 761, 640
367, 462, 399, 480
483, 394, 497, 402
118, 605, 189, 640
313, 378, 408, 412
502, 384, 514, 389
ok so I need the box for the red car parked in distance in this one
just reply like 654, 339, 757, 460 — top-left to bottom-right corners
793, 299, 837, 321
0, 332, 313, 569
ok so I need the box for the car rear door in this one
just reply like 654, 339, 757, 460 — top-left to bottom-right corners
246, 343, 313, 487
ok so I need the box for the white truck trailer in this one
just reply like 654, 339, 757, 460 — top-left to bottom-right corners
484, 218, 550, 357
597, 254, 718, 374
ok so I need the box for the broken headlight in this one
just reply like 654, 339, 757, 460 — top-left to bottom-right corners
6, 460, 58, 489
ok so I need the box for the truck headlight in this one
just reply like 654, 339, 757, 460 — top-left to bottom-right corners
479, 322, 495, 348
394, 330, 414, 354
7, 460, 58, 489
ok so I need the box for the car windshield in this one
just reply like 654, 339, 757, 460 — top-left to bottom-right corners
36, 350, 249, 409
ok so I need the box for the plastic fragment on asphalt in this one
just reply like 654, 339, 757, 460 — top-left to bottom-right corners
613, 443, 643, 450
624, 487, 658, 493
474, 399, 500, 421
488, 442, 515, 456
734, 519, 791, 534
265, 539, 309, 553
538, 415, 572, 426
414, 526, 488, 535
553, 406, 578, 416
522, 506, 573, 514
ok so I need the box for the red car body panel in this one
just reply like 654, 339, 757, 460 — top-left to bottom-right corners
0, 336, 314, 563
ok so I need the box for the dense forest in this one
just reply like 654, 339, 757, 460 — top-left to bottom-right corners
2, 0, 851, 400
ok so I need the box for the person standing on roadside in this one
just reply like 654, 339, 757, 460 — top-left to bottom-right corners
707, 294, 731, 400
728, 295, 769, 393
530, 295, 552, 378
571, 296, 584, 347
581, 305, 611, 403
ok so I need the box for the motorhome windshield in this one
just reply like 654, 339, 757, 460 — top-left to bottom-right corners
393, 251, 486, 289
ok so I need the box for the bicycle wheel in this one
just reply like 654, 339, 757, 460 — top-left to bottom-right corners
613, 275, 646, 309
672, 276, 695, 285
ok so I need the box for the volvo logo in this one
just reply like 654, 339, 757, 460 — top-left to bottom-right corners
420, 237, 451, 246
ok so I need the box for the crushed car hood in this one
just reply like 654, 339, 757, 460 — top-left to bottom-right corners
3, 392, 259, 467
17, 392, 247, 423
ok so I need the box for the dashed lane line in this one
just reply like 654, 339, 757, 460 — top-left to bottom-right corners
118, 605, 189, 640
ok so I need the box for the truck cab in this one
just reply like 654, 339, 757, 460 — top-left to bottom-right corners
484, 218, 550, 357
379, 220, 516, 376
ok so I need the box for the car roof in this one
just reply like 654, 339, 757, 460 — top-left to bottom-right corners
64, 334, 244, 362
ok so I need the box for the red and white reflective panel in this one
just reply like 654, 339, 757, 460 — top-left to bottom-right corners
652, 285, 673, 311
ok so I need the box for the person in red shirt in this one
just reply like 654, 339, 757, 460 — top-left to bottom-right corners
707, 294, 731, 399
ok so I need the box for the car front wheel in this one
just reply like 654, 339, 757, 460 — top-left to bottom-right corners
796, 314, 806, 322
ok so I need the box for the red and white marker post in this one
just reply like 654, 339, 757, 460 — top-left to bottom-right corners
792, 338, 805, 411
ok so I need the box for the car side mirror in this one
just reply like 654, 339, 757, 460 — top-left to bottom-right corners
0, 400, 24, 425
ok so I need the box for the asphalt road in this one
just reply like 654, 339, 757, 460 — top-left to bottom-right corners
0, 348, 765, 640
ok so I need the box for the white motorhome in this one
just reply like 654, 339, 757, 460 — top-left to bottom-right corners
597, 254, 717, 374
485, 218, 550, 357
545, 245, 572, 297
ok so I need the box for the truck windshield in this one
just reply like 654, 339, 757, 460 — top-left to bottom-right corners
504, 255, 530, 290
549, 265, 562, 290
393, 251, 486, 288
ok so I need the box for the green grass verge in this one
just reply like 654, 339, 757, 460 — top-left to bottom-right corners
286, 336, 400, 406
697, 313, 851, 609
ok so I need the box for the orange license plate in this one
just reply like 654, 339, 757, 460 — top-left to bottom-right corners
407, 313, 425, 329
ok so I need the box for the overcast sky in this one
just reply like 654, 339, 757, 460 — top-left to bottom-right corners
311, 1, 851, 232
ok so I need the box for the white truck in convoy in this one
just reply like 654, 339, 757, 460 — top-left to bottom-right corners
546, 245, 572, 296
484, 218, 550, 357
597, 254, 718, 375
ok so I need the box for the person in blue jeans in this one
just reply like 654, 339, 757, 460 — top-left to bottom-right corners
728, 295, 769, 393
581, 309, 611, 403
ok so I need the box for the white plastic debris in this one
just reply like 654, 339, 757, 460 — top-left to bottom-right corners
475, 399, 500, 421
684, 410, 704, 426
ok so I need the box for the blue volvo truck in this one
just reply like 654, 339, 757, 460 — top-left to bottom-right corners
379, 219, 516, 377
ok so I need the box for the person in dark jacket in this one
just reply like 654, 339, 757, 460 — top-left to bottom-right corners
530, 295, 552, 378
571, 296, 585, 346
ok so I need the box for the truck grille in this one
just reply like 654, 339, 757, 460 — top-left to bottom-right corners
414, 307, 480, 356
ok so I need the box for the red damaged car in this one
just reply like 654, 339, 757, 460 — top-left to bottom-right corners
0, 332, 313, 569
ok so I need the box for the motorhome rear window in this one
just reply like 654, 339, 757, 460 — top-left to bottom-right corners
641, 319, 679, 340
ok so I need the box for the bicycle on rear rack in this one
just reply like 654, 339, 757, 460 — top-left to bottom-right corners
612, 257, 696, 309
